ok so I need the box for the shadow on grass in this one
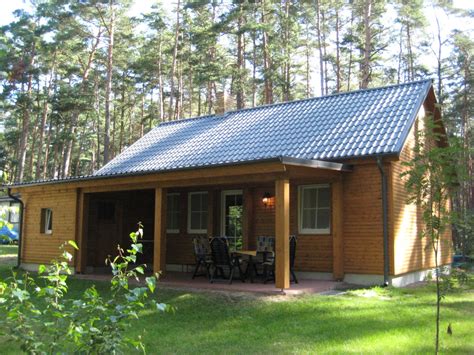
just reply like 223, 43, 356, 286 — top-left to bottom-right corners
1, 263, 472, 354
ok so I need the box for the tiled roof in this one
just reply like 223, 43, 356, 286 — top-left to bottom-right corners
96, 80, 432, 176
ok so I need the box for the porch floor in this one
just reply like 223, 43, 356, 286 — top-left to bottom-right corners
76, 271, 343, 296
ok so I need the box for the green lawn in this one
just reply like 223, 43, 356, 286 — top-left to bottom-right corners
0, 260, 472, 354
0, 245, 18, 259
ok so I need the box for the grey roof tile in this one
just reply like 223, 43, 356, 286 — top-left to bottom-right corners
96, 80, 432, 176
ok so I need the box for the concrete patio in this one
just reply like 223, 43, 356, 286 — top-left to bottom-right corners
76, 271, 344, 296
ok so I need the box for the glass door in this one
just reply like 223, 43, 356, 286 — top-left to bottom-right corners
221, 190, 243, 250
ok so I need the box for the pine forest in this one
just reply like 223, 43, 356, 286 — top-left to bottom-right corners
0, 1, 472, 249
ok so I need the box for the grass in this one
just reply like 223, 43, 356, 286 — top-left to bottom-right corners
0, 244, 18, 260
0, 260, 473, 354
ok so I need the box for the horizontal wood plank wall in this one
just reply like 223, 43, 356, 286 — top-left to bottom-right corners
21, 188, 78, 264
391, 114, 452, 275
165, 180, 338, 273
343, 164, 384, 274
166, 190, 199, 266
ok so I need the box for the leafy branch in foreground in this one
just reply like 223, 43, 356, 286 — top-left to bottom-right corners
401, 116, 466, 354
0, 223, 173, 354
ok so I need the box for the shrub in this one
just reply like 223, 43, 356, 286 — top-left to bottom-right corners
0, 223, 172, 353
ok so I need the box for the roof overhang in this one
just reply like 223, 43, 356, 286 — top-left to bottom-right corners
3, 156, 351, 190
280, 156, 352, 172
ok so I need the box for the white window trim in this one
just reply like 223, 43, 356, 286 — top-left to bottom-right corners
298, 184, 331, 235
187, 191, 208, 234
220, 190, 243, 237
43, 208, 53, 235
166, 193, 180, 234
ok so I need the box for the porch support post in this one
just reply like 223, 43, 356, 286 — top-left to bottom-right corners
275, 178, 290, 289
153, 187, 167, 275
332, 177, 344, 280
76, 189, 89, 274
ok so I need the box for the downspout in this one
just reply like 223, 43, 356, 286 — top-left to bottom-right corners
376, 157, 390, 286
7, 188, 24, 269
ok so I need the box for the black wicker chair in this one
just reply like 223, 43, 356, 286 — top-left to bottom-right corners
192, 236, 213, 279
209, 237, 245, 284
262, 235, 298, 284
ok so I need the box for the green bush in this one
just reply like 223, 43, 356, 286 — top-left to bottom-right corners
0, 223, 172, 353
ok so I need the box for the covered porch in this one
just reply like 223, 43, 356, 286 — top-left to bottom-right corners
75, 158, 350, 289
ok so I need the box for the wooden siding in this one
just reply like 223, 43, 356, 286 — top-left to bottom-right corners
18, 147, 450, 278
21, 188, 78, 264
342, 163, 385, 274
391, 110, 452, 275
19, 167, 386, 276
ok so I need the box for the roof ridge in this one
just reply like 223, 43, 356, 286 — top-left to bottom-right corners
155, 79, 433, 127
158, 113, 216, 127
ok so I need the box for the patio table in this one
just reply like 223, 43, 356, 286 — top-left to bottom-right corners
232, 250, 258, 283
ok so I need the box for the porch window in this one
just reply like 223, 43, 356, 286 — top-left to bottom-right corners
40, 208, 53, 234
187, 192, 208, 234
298, 184, 330, 234
166, 193, 180, 233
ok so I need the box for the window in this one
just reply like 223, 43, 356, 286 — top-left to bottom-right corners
8, 204, 19, 224
167, 193, 180, 233
298, 184, 330, 234
187, 192, 208, 234
40, 208, 53, 234
221, 190, 243, 250
97, 201, 115, 221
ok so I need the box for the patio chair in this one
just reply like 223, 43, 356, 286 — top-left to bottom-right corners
209, 237, 245, 284
192, 236, 213, 279
255, 236, 275, 275
262, 235, 298, 284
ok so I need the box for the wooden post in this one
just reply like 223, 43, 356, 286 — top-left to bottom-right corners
153, 187, 167, 275
275, 179, 290, 289
76, 189, 89, 274
332, 177, 344, 280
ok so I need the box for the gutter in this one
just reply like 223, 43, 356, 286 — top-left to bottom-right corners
7, 188, 24, 269
376, 156, 390, 286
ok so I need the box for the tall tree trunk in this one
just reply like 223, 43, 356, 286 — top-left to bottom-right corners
252, 30, 257, 107
17, 43, 36, 182
236, 2, 245, 109
27, 80, 41, 178
406, 22, 414, 81
35, 52, 56, 179
315, 0, 324, 96
305, 20, 311, 98
347, 9, 354, 91
104, 0, 115, 164
261, 1, 273, 104
157, 35, 164, 121
335, 7, 341, 93
360, 0, 373, 89
283, 0, 291, 102
168, 0, 181, 121
397, 26, 403, 84
42, 117, 53, 179
321, 9, 329, 95
62, 28, 102, 177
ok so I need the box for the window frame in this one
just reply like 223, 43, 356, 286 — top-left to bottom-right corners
187, 191, 208, 234
220, 190, 243, 249
8, 203, 20, 224
40, 208, 53, 235
166, 193, 181, 234
298, 184, 331, 235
